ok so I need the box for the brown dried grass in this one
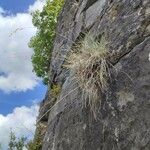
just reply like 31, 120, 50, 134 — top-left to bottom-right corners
65, 34, 110, 118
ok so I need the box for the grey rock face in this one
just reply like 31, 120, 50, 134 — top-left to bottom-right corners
39, 0, 150, 149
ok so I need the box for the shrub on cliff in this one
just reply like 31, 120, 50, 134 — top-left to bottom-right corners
26, 125, 43, 150
29, 0, 64, 84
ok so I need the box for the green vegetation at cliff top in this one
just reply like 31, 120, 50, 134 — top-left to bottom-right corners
29, 0, 64, 85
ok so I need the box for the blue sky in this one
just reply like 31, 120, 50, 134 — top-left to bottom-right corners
0, 0, 46, 116
0, 0, 35, 14
0, 0, 46, 149
0, 82, 46, 115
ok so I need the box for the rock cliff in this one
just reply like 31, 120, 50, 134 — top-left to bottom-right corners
38, 0, 150, 149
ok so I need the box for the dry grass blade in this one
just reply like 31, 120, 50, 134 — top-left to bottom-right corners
65, 34, 110, 118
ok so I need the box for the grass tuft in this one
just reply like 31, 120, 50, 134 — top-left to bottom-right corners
65, 34, 110, 118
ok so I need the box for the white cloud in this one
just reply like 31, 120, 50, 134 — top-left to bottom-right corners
28, 0, 46, 13
0, 0, 46, 93
0, 105, 39, 150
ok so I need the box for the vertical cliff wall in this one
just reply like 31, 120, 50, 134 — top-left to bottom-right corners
38, 0, 150, 149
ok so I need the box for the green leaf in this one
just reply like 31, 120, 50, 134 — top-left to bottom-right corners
29, 0, 64, 85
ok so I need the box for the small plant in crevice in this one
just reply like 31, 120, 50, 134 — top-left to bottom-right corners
51, 84, 61, 99
65, 34, 111, 118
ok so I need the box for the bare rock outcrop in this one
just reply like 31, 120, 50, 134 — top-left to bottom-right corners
38, 0, 150, 149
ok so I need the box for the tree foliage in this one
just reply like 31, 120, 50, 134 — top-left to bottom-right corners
29, 0, 64, 84
26, 125, 42, 150
8, 131, 27, 150
7, 127, 42, 150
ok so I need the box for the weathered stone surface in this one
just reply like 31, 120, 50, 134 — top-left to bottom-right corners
85, 0, 107, 28
38, 0, 150, 149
